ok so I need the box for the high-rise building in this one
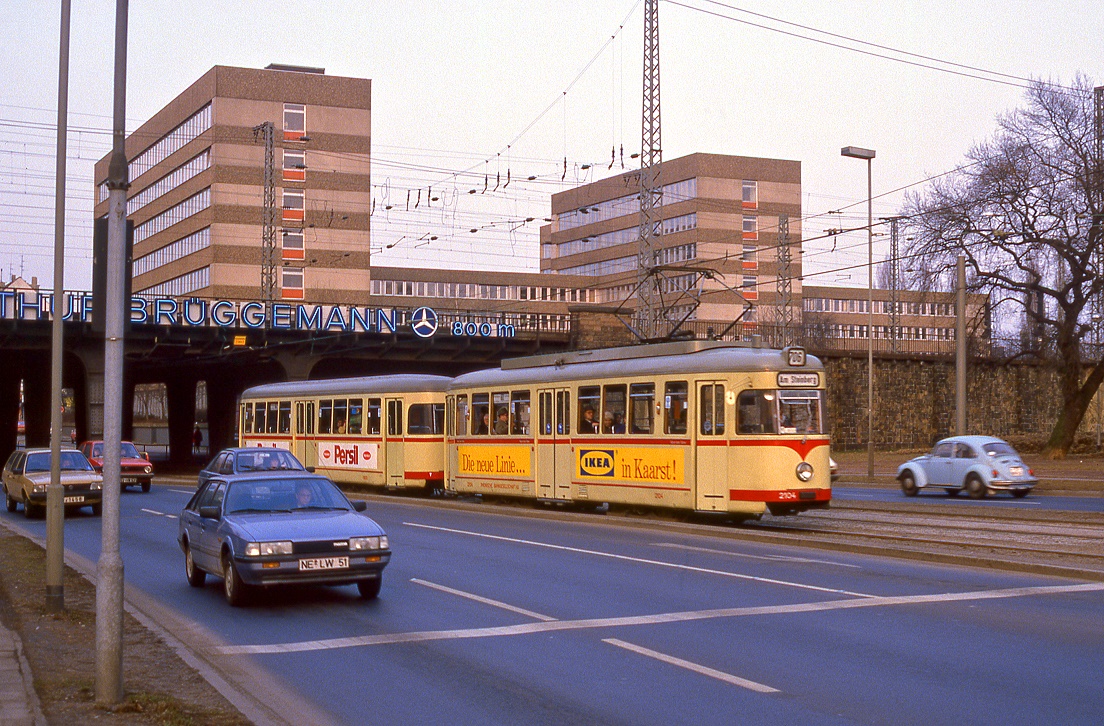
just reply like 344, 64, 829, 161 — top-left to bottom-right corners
93, 64, 372, 305
539, 152, 803, 334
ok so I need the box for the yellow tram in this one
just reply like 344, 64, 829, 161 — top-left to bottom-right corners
445, 341, 831, 516
238, 374, 451, 491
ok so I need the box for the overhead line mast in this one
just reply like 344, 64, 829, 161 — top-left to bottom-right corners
637, 0, 663, 340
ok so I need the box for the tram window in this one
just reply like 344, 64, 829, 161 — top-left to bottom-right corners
455, 395, 469, 437
578, 386, 600, 434
306, 403, 314, 434
242, 404, 253, 435
492, 392, 510, 435
387, 400, 403, 436
629, 383, 654, 434
278, 402, 292, 434
366, 398, 381, 435
602, 385, 627, 434
333, 399, 349, 434
510, 391, 531, 435
665, 382, 688, 434
778, 390, 823, 434
295, 404, 303, 435
472, 393, 490, 435
737, 391, 777, 434
348, 399, 363, 435
318, 399, 333, 434
250, 402, 263, 435
409, 404, 444, 434
539, 392, 552, 435
700, 385, 725, 436
556, 391, 570, 435
267, 402, 279, 433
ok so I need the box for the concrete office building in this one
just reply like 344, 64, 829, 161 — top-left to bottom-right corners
93, 64, 372, 305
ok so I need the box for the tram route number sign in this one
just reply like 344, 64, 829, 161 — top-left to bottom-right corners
777, 372, 819, 387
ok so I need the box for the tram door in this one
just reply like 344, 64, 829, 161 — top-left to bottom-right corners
385, 399, 404, 487
292, 401, 315, 468
535, 388, 572, 499
695, 382, 728, 511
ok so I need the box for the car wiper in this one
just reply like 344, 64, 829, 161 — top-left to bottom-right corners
297, 505, 340, 511
228, 508, 275, 514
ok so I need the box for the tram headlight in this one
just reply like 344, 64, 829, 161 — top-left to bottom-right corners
795, 462, 814, 482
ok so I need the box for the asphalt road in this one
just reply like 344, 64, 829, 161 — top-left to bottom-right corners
834, 485, 1104, 512
5, 485, 1104, 725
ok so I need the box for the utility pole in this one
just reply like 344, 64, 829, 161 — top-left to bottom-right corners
956, 256, 967, 435
46, 0, 72, 613
637, 0, 662, 340
255, 121, 277, 319
776, 213, 794, 347
886, 216, 902, 352
96, 0, 128, 707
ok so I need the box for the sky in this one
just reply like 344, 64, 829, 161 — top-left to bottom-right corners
1, 0, 1101, 292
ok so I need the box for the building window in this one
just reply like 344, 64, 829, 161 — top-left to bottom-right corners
742, 180, 757, 209
742, 215, 758, 240
137, 267, 209, 297
282, 149, 305, 182
283, 103, 306, 141
133, 227, 210, 277
742, 244, 757, 269
282, 229, 304, 260
281, 268, 304, 300
127, 104, 211, 183
133, 188, 210, 244
282, 189, 304, 222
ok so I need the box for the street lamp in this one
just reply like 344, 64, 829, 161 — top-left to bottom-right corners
841, 146, 876, 479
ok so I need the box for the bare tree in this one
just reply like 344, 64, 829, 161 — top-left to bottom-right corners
903, 76, 1103, 458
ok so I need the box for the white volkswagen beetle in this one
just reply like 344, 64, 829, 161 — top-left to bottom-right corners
896, 436, 1036, 499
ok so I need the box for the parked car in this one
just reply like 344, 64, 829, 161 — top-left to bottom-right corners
2, 448, 103, 517
896, 436, 1036, 499
829, 456, 840, 483
177, 472, 390, 606
79, 440, 154, 493
198, 448, 308, 488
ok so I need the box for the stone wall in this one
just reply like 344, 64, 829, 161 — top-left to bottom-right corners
823, 353, 1071, 451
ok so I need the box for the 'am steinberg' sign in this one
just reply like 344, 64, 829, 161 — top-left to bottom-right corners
0, 290, 515, 339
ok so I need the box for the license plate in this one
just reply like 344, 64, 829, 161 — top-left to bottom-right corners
1009, 466, 1024, 476
63, 495, 85, 504
122, 477, 138, 483
298, 556, 349, 571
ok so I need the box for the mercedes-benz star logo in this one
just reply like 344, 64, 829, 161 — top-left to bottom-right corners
410, 306, 439, 338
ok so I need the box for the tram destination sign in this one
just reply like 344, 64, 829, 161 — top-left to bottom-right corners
777, 372, 820, 387
0, 290, 516, 339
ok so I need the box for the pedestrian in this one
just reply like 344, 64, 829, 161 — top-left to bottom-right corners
192, 425, 203, 454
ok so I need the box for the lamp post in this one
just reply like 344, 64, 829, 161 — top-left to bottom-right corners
842, 146, 876, 479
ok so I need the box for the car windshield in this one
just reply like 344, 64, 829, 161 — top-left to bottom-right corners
25, 451, 93, 473
223, 478, 350, 514
235, 450, 305, 472
120, 442, 142, 458
983, 442, 1018, 458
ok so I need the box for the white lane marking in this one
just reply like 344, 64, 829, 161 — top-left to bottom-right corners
213, 582, 1104, 656
140, 508, 178, 519
652, 542, 862, 569
169, 488, 196, 495
404, 522, 874, 598
603, 638, 779, 693
411, 578, 557, 622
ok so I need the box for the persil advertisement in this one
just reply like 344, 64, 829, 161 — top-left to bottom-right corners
317, 442, 380, 470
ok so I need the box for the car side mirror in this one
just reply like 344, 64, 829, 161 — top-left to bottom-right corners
198, 505, 221, 520
141, 452, 150, 461
305, 466, 315, 473
352, 500, 367, 512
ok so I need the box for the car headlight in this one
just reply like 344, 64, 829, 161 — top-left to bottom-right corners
91, 481, 102, 490
32, 483, 47, 494
796, 462, 814, 482
244, 541, 293, 557
349, 535, 390, 551
144, 466, 152, 474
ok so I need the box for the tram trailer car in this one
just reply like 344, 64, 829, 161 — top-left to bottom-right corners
238, 374, 451, 492
445, 341, 831, 518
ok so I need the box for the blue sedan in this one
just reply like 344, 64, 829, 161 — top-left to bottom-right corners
178, 472, 391, 606
896, 435, 1037, 499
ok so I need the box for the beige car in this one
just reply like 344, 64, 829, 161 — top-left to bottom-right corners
2, 448, 104, 518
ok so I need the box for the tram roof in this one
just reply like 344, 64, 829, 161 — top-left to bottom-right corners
241, 373, 454, 399
449, 342, 823, 389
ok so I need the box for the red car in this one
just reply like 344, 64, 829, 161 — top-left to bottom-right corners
79, 441, 154, 493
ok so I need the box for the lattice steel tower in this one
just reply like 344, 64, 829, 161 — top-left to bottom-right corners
637, 0, 663, 339
887, 216, 902, 351
254, 121, 278, 313
775, 214, 794, 346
